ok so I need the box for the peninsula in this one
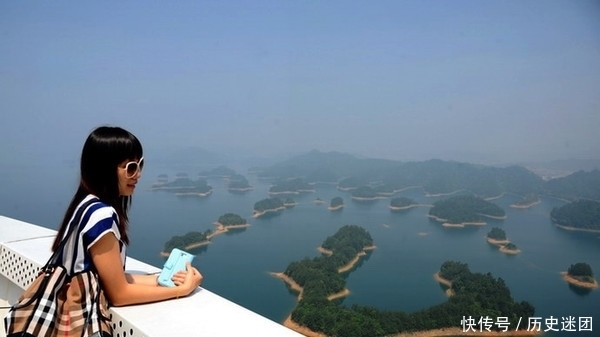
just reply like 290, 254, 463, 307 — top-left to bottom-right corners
429, 195, 506, 227
253, 197, 285, 218
161, 213, 249, 256
389, 197, 429, 211
272, 225, 375, 335
161, 230, 211, 256
510, 193, 541, 209
551, 199, 600, 233
151, 174, 213, 197
268, 178, 316, 195
211, 213, 250, 238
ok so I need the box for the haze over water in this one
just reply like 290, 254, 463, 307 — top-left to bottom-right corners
1, 157, 599, 336
1, 2, 600, 336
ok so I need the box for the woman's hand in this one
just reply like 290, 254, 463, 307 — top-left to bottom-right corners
172, 262, 203, 296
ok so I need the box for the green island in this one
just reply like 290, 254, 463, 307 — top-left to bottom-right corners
269, 178, 315, 195
429, 195, 506, 227
253, 197, 285, 218
389, 197, 420, 211
487, 228, 521, 255
562, 262, 598, 289
151, 174, 213, 197
550, 199, 600, 233
215, 213, 249, 227
162, 230, 212, 256
161, 213, 249, 255
149, 152, 600, 335
313, 197, 326, 205
509, 193, 540, 209
545, 169, 600, 201
499, 242, 521, 255
283, 197, 297, 207
351, 186, 386, 201
272, 226, 535, 337
337, 176, 366, 191
199, 165, 237, 178
227, 173, 253, 192
486, 227, 509, 245
328, 196, 344, 211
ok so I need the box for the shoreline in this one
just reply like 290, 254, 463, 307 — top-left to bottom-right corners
433, 272, 454, 297
554, 223, 600, 234
561, 271, 598, 289
327, 204, 344, 211
486, 238, 520, 255
377, 186, 422, 197
442, 221, 486, 228
478, 213, 507, 220
209, 222, 251, 239
271, 272, 350, 336
252, 206, 286, 218
277, 268, 539, 337
483, 193, 505, 201
509, 200, 541, 209
227, 187, 254, 192
174, 190, 213, 197
428, 215, 487, 228
272, 246, 376, 336
424, 189, 464, 197
316, 246, 376, 272
282, 315, 327, 337
160, 240, 210, 257
269, 189, 316, 195
160, 222, 251, 256
390, 204, 433, 211
498, 246, 521, 255
486, 237, 510, 246
351, 195, 388, 201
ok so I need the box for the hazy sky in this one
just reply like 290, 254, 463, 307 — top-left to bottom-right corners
1, 1, 599, 167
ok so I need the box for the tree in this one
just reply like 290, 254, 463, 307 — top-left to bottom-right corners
567, 262, 593, 277
487, 227, 507, 241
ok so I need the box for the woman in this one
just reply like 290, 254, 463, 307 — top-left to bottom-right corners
52, 126, 203, 306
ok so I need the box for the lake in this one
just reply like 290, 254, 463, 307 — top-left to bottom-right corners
1, 164, 598, 336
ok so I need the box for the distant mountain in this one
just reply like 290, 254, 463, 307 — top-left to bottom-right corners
250, 150, 599, 201
251, 149, 397, 181
551, 199, 600, 231
522, 158, 600, 173
545, 170, 600, 201
148, 146, 228, 170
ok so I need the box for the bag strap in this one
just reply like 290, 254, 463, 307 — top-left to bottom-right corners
45, 197, 99, 268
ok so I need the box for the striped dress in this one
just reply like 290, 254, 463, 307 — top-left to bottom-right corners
59, 194, 127, 274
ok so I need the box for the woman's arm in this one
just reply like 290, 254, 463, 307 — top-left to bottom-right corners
125, 273, 159, 286
90, 233, 203, 306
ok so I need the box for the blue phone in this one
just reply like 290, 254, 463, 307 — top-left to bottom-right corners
158, 248, 195, 287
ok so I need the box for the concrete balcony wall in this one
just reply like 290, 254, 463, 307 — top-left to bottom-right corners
0, 215, 302, 337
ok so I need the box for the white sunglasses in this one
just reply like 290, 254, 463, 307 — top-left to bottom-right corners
120, 157, 144, 178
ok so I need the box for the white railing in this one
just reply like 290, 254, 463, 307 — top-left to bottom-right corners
0, 215, 302, 337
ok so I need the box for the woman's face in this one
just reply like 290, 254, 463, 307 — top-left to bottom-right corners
117, 157, 143, 196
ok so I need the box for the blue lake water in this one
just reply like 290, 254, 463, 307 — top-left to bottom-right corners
1, 165, 599, 336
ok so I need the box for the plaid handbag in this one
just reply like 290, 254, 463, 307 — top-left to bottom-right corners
4, 198, 113, 337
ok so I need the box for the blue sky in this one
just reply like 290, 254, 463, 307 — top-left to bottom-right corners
1, 1, 599, 167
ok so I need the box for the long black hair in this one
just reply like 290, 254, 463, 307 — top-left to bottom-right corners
52, 126, 143, 251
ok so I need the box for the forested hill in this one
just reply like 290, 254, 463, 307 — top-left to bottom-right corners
551, 200, 600, 231
545, 170, 600, 201
250, 150, 599, 201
